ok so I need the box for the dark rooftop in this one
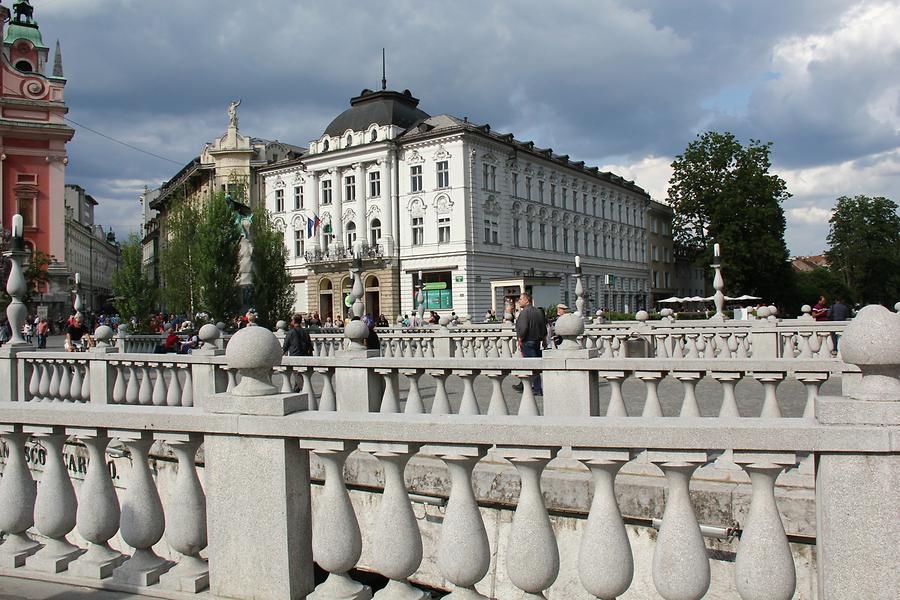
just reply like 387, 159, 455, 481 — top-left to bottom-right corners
323, 89, 431, 137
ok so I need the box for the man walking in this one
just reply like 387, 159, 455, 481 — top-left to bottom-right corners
514, 292, 547, 395
283, 315, 313, 391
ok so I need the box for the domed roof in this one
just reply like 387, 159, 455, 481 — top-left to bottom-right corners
323, 88, 430, 137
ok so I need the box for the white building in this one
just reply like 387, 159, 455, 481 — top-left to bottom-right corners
63, 184, 120, 314
260, 86, 650, 320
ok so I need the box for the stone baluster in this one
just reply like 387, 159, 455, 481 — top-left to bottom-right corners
359, 443, 429, 600
70, 362, 84, 402
483, 370, 509, 415
0, 426, 40, 567
81, 362, 91, 401
138, 364, 152, 404
301, 368, 317, 410
711, 371, 742, 418
151, 364, 167, 406
807, 331, 822, 357
58, 362, 71, 402
684, 333, 700, 358
316, 367, 336, 411
401, 369, 425, 414
38, 361, 51, 401
112, 431, 171, 585
430, 369, 452, 414
376, 369, 400, 413
599, 371, 627, 417
781, 332, 796, 359
754, 372, 784, 418
111, 363, 126, 404
797, 331, 813, 359
166, 365, 183, 406
181, 367, 194, 407
695, 334, 707, 358
158, 434, 209, 593
650, 451, 713, 600
675, 372, 702, 417
457, 370, 480, 415
27, 360, 40, 401
303, 440, 371, 600
573, 449, 635, 599
434, 446, 491, 600
670, 334, 684, 358
733, 453, 798, 600
514, 371, 539, 416
279, 366, 293, 393
702, 332, 717, 358
225, 367, 237, 392
655, 333, 670, 358
795, 372, 827, 419
499, 447, 559, 599
67, 429, 126, 579
48, 361, 62, 402
125, 364, 139, 405
26, 427, 81, 572
636, 371, 663, 417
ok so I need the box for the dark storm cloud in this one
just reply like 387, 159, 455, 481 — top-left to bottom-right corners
32, 0, 900, 254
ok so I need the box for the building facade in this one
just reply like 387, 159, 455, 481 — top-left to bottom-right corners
63, 184, 120, 314
0, 1, 75, 320
261, 87, 651, 321
647, 200, 676, 303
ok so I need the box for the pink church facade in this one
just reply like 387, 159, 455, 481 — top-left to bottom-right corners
0, 1, 74, 317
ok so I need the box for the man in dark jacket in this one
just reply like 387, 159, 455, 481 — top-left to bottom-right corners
515, 292, 547, 395
283, 315, 313, 357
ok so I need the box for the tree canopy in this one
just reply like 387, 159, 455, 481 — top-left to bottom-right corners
249, 210, 295, 329
158, 198, 200, 315
667, 131, 793, 305
825, 195, 900, 306
111, 233, 156, 329
195, 193, 242, 322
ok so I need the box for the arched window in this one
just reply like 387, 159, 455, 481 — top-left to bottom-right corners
370, 129, 378, 142
370, 218, 382, 246
15, 60, 32, 72
346, 134, 353, 147
322, 139, 329, 151
346, 221, 357, 249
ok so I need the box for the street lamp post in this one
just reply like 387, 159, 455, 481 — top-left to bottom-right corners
710, 242, 726, 322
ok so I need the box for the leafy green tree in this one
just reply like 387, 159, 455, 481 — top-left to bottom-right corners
195, 192, 242, 322
158, 198, 200, 315
793, 267, 853, 309
249, 210, 295, 328
667, 131, 793, 305
111, 234, 156, 330
825, 195, 900, 305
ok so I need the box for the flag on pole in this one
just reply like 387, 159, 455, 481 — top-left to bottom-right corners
306, 216, 314, 239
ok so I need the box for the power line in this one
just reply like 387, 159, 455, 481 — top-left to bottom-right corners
64, 116, 184, 166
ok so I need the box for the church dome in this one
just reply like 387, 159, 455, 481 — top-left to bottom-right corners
323, 88, 430, 137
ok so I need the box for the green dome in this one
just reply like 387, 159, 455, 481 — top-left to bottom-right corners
5, 22, 47, 50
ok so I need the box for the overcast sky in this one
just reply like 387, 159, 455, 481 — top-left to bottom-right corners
33, 0, 900, 256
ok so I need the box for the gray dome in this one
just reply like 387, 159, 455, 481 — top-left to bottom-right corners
323, 89, 430, 137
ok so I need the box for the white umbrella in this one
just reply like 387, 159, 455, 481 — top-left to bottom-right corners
734, 294, 762, 301
657, 296, 683, 303
686, 296, 706, 302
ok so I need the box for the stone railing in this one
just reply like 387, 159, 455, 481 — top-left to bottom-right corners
0, 306, 897, 599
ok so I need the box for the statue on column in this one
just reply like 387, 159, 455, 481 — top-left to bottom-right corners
228, 99, 241, 129
225, 192, 254, 309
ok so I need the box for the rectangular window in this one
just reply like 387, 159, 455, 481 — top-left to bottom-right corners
436, 161, 449, 188
664, 247, 671, 263
490, 165, 497, 190
412, 216, 424, 245
438, 215, 451, 243
483, 219, 491, 244
321, 180, 332, 205
512, 173, 519, 197
483, 164, 490, 189
275, 189, 284, 212
294, 229, 304, 258
483, 219, 499, 244
525, 176, 532, 200
652, 245, 658, 261
651, 217, 658, 234
513, 220, 520, 246
538, 181, 544, 203
539, 223, 547, 249
550, 184, 556, 206
369, 171, 381, 197
563, 228, 569, 253
552, 226, 558, 252
527, 221, 534, 248
664, 271, 671, 288
574, 230, 579, 254
293, 186, 303, 210
410, 165, 423, 192
562, 188, 567, 209
17, 197, 36, 228
583, 193, 588, 214
491, 220, 499, 244
345, 176, 356, 202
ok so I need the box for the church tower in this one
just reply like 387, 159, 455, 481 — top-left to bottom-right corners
0, 0, 75, 319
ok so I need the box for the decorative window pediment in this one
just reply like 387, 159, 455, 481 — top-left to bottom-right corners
342, 208, 357, 223
434, 194, 454, 215
483, 151, 498, 164
408, 197, 426, 217
434, 145, 452, 161
406, 150, 425, 165
275, 177, 286, 189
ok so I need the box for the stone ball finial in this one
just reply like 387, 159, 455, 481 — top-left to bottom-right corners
802, 304, 811, 314
839, 304, 900, 400
757, 306, 770, 318
439, 315, 451, 328
635, 310, 649, 322
94, 325, 113, 347
345, 319, 370, 351
555, 313, 585, 350
894, 301, 900, 312
275, 320, 288, 332
117, 323, 129, 336
199, 324, 221, 344
225, 326, 282, 396
768, 305, 778, 316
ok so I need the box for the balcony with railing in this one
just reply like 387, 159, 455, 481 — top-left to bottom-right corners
304, 243, 386, 266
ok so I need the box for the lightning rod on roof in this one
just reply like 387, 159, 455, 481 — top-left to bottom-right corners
381, 48, 387, 91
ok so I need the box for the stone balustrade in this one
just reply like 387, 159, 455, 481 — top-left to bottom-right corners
0, 307, 896, 599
